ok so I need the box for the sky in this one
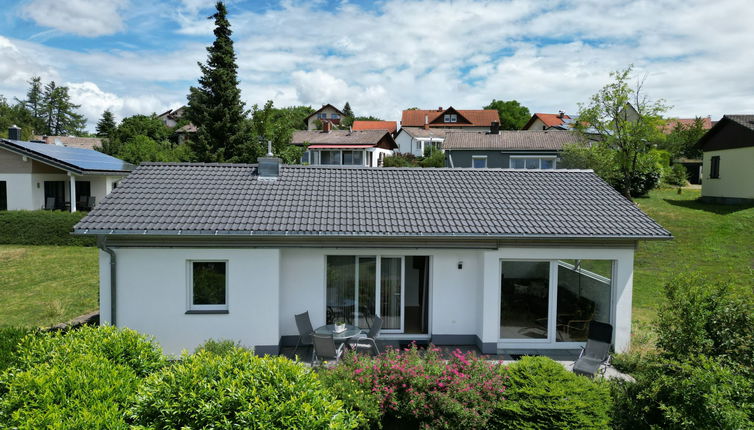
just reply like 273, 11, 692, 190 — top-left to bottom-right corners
1, 0, 753, 132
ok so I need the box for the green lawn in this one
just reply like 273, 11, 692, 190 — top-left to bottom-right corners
633, 187, 754, 324
0, 245, 99, 327
0, 188, 752, 333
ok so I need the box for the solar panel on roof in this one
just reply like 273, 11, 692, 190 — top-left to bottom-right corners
2, 139, 134, 172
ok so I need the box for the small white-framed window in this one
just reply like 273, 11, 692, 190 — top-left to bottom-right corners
444, 114, 457, 123
472, 155, 488, 168
319, 113, 328, 119
509, 156, 557, 170
331, 113, 340, 119
188, 261, 228, 312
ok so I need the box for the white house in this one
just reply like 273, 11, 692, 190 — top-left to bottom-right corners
292, 125, 397, 167
395, 127, 447, 157
696, 114, 754, 204
74, 160, 671, 356
304, 104, 346, 130
0, 135, 134, 212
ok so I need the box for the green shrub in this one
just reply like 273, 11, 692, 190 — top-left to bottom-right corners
194, 338, 243, 356
662, 164, 689, 186
15, 325, 164, 376
130, 348, 363, 429
491, 356, 611, 430
0, 354, 139, 429
0, 210, 95, 246
610, 355, 754, 429
656, 273, 754, 373
383, 153, 417, 167
321, 345, 508, 429
0, 327, 37, 373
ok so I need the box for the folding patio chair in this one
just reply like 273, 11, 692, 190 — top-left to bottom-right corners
572, 321, 613, 378
350, 315, 382, 355
312, 333, 345, 365
293, 311, 315, 362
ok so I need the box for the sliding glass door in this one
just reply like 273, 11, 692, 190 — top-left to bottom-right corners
326, 256, 406, 333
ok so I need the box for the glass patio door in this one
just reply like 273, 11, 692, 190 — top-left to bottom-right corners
380, 257, 403, 331
500, 261, 551, 340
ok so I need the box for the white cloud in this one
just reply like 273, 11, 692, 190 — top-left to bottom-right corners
22, 0, 129, 37
66, 81, 179, 124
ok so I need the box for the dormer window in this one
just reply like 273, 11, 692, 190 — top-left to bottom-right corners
331, 114, 340, 119
444, 114, 457, 123
318, 113, 328, 119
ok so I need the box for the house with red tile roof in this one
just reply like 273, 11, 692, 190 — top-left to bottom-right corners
522, 112, 573, 130
352, 120, 397, 135
400, 107, 499, 131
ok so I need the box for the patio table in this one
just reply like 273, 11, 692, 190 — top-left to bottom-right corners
314, 324, 362, 343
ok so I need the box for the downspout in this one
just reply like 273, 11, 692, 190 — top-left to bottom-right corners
447, 151, 454, 168
96, 236, 117, 326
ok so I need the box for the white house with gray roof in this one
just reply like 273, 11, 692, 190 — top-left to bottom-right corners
74, 158, 671, 356
0, 132, 133, 212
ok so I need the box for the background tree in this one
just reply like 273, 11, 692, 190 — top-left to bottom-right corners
96, 110, 117, 139
484, 99, 531, 130
185, 1, 248, 162
243, 101, 314, 164
40, 81, 86, 135
354, 115, 383, 121
576, 66, 668, 198
341, 102, 354, 127
0, 95, 35, 140
662, 117, 706, 159
18, 76, 45, 133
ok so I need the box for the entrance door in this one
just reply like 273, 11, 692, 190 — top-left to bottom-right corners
0, 181, 6, 211
44, 181, 66, 210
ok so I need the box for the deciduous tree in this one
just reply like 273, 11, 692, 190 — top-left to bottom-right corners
484, 99, 531, 130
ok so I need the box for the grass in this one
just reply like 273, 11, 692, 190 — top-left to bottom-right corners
0, 245, 99, 327
633, 187, 754, 326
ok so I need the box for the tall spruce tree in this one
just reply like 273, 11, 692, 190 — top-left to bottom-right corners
40, 81, 86, 135
186, 1, 248, 162
341, 101, 354, 128
96, 110, 117, 138
19, 76, 45, 132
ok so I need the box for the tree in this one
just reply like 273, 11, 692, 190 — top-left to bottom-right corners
663, 117, 706, 159
243, 101, 314, 164
341, 102, 354, 127
96, 110, 117, 138
483, 99, 531, 130
576, 66, 668, 199
18, 76, 45, 133
40, 81, 86, 135
185, 1, 248, 162
354, 115, 383, 121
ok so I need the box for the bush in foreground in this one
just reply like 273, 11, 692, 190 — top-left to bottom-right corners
0, 210, 95, 246
130, 347, 363, 429
321, 345, 508, 429
0, 327, 37, 373
492, 356, 611, 430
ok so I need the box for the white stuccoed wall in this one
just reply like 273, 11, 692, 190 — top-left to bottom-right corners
100, 247, 280, 356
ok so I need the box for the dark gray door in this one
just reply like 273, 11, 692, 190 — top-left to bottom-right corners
44, 181, 66, 210
0, 181, 6, 211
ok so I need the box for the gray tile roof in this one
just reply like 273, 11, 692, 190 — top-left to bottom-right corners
291, 129, 389, 145
442, 130, 583, 150
400, 127, 448, 139
74, 163, 671, 240
724, 115, 754, 131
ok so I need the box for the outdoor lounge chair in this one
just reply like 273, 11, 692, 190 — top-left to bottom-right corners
350, 315, 382, 355
312, 333, 345, 365
44, 197, 56, 210
293, 311, 315, 362
572, 321, 613, 378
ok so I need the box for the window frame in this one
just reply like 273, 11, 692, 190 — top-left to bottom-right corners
472, 155, 488, 168
710, 155, 720, 179
187, 260, 229, 313
509, 155, 557, 170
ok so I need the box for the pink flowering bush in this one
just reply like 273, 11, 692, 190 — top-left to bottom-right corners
319, 344, 508, 429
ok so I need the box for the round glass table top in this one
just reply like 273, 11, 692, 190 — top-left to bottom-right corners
315, 324, 362, 340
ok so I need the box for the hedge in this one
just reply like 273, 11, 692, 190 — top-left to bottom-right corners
0, 210, 95, 246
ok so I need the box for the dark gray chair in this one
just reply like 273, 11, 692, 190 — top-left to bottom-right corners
312, 333, 345, 365
87, 196, 96, 209
573, 321, 613, 378
44, 197, 56, 210
350, 315, 382, 355
77, 196, 89, 211
293, 311, 315, 361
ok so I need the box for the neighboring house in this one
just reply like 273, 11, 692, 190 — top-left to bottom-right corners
304, 104, 345, 130
175, 123, 198, 145
33, 135, 103, 151
394, 127, 447, 157
291, 123, 397, 167
663, 116, 714, 133
401, 107, 499, 131
352, 120, 398, 135
522, 112, 573, 130
73, 159, 671, 356
157, 106, 187, 128
0, 129, 134, 212
442, 130, 583, 169
696, 114, 754, 203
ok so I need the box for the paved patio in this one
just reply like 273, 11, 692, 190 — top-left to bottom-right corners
278, 341, 633, 380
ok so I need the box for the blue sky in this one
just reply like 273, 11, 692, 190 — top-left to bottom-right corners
1, 0, 753, 131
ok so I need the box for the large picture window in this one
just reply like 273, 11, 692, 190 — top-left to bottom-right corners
188, 261, 228, 312
509, 156, 557, 170
500, 259, 613, 343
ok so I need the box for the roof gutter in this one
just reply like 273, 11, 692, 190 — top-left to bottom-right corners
96, 236, 117, 326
